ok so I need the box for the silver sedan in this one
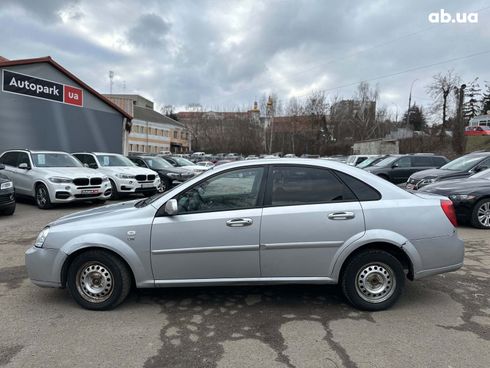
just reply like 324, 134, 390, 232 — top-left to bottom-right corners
25, 159, 464, 311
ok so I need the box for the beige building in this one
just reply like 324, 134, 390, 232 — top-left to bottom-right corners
105, 94, 190, 154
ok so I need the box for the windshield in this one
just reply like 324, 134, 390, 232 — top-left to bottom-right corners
32, 153, 82, 168
143, 157, 173, 169
471, 168, 490, 180
96, 154, 135, 167
357, 156, 380, 168
440, 155, 483, 171
373, 156, 398, 167
172, 157, 195, 166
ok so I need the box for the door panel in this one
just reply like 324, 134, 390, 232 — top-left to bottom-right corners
151, 208, 262, 280
260, 202, 365, 277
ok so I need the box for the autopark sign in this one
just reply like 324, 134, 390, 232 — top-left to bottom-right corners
2, 70, 83, 107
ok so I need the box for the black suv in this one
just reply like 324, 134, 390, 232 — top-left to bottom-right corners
364, 154, 448, 184
407, 151, 490, 190
128, 155, 194, 192
0, 163, 15, 215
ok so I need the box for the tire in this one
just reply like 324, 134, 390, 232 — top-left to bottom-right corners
159, 177, 172, 193
35, 183, 52, 209
341, 250, 405, 311
66, 250, 131, 311
471, 198, 490, 229
109, 179, 120, 200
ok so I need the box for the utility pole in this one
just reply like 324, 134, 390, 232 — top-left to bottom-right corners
453, 84, 466, 154
109, 70, 114, 94
407, 79, 418, 127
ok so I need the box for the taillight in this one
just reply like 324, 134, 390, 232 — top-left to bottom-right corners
441, 199, 458, 227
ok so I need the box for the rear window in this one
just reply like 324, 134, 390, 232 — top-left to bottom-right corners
334, 171, 381, 201
432, 157, 447, 167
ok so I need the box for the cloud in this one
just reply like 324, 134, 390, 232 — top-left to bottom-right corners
2, 0, 489, 114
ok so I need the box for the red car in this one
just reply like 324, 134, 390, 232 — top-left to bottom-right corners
465, 126, 490, 136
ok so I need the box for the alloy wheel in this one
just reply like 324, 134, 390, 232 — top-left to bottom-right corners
477, 202, 490, 228
36, 186, 48, 207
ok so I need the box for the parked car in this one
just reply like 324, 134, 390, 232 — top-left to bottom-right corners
196, 161, 215, 169
356, 155, 387, 169
214, 159, 233, 165
0, 163, 15, 215
25, 159, 463, 311
160, 156, 208, 175
128, 155, 194, 192
73, 152, 160, 199
245, 155, 258, 160
406, 152, 490, 190
346, 155, 379, 166
364, 154, 448, 184
419, 168, 490, 229
300, 154, 320, 158
464, 126, 490, 136
0, 150, 111, 209
284, 154, 297, 158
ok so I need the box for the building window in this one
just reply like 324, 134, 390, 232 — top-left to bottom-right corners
174, 131, 178, 139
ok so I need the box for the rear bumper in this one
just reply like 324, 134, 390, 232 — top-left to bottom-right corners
411, 232, 464, 280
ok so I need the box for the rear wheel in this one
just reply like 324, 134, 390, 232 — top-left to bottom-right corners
341, 250, 405, 311
471, 198, 490, 229
35, 183, 52, 209
66, 250, 131, 310
159, 177, 172, 193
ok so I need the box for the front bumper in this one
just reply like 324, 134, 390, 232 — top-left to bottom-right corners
25, 246, 67, 288
115, 177, 160, 193
47, 181, 112, 203
0, 191, 15, 210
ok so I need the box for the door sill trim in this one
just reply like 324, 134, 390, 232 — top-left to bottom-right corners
154, 276, 336, 287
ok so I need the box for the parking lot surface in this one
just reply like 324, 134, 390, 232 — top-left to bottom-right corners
1, 201, 489, 368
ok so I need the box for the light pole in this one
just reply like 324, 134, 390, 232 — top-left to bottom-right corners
407, 79, 418, 127
267, 96, 274, 154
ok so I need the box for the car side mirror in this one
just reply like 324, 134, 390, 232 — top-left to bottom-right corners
391, 163, 399, 168
18, 163, 30, 170
83, 163, 89, 168
0, 163, 4, 170
165, 199, 178, 215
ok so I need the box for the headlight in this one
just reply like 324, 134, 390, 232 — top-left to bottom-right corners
115, 173, 135, 179
49, 177, 73, 184
449, 194, 476, 201
419, 178, 437, 186
0, 181, 13, 190
167, 173, 180, 178
34, 227, 50, 248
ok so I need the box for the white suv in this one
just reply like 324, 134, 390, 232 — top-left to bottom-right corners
73, 152, 160, 199
0, 150, 111, 209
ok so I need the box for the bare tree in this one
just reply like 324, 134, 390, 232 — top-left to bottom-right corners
426, 70, 461, 139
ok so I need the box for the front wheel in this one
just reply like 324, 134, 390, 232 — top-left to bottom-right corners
341, 250, 405, 311
109, 179, 120, 200
471, 198, 490, 229
35, 183, 52, 209
66, 250, 131, 310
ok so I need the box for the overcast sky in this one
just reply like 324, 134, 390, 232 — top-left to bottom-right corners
1, 0, 489, 117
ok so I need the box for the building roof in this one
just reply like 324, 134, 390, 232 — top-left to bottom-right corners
133, 105, 183, 127
0, 56, 132, 120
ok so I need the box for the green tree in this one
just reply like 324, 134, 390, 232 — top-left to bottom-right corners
402, 104, 427, 131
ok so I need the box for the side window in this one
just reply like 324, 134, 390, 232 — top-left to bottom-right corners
477, 157, 490, 170
73, 154, 86, 165
84, 155, 98, 169
17, 152, 30, 167
412, 156, 433, 167
432, 157, 447, 167
0, 152, 20, 167
133, 159, 146, 168
334, 171, 381, 201
269, 166, 355, 206
176, 167, 264, 214
395, 157, 411, 168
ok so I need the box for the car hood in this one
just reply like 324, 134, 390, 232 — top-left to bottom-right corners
409, 168, 468, 181
181, 165, 207, 172
49, 200, 142, 226
36, 167, 104, 178
420, 178, 490, 195
98, 166, 156, 175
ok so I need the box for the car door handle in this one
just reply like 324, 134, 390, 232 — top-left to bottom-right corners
328, 212, 355, 220
226, 218, 253, 227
